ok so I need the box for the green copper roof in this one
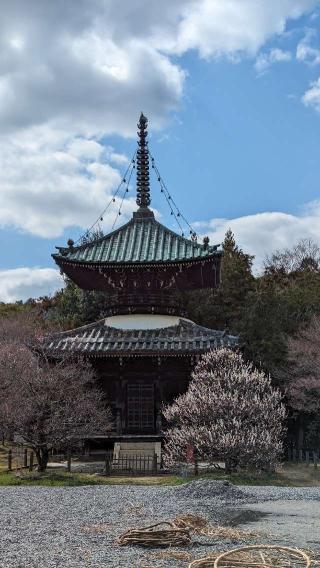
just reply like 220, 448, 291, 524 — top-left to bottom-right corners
54, 213, 219, 265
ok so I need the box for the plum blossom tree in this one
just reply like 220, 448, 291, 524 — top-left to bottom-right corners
282, 316, 320, 448
163, 348, 286, 472
0, 317, 112, 472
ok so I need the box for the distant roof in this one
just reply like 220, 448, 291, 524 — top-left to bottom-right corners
43, 317, 238, 358
53, 210, 220, 266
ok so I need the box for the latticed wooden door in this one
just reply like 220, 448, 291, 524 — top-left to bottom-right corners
127, 383, 155, 431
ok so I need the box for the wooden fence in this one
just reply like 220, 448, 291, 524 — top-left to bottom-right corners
105, 452, 159, 476
5, 446, 319, 475
6, 448, 38, 472
285, 448, 319, 467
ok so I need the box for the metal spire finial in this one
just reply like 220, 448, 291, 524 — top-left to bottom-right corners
136, 112, 151, 209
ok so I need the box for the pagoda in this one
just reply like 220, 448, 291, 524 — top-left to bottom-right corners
45, 113, 237, 456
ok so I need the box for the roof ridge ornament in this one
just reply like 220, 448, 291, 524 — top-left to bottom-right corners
136, 112, 151, 210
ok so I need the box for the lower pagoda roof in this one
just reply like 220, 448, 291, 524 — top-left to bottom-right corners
43, 316, 238, 358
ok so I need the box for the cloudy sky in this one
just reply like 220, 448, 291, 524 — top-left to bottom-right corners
1, 0, 320, 301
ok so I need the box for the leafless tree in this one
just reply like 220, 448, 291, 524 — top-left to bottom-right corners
0, 317, 112, 471
285, 317, 320, 413
277, 317, 320, 447
265, 239, 320, 275
163, 348, 286, 473
0, 310, 39, 344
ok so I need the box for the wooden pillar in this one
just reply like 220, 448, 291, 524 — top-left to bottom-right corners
67, 448, 71, 473
116, 410, 122, 434
8, 449, 12, 471
29, 451, 34, 472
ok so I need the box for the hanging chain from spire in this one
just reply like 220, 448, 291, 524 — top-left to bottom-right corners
148, 150, 198, 240
136, 112, 151, 208
74, 152, 136, 246
112, 156, 136, 230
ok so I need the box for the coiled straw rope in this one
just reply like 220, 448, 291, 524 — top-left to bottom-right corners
188, 545, 312, 568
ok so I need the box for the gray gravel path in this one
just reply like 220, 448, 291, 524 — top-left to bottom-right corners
0, 481, 319, 568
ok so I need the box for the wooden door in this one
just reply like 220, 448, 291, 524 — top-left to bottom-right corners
127, 382, 155, 431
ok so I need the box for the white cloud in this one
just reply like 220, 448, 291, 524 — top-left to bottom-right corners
170, 1, 317, 59
255, 48, 292, 73
302, 77, 320, 110
296, 28, 320, 64
0, 1, 316, 137
0, 1, 317, 238
0, 268, 62, 303
0, 2, 186, 138
0, 127, 137, 238
195, 200, 320, 273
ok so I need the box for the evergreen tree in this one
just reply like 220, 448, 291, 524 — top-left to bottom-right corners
51, 279, 84, 328
183, 229, 254, 333
49, 279, 112, 329
243, 240, 320, 374
214, 229, 254, 331
242, 275, 288, 374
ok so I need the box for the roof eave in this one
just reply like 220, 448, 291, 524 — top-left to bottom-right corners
52, 251, 222, 267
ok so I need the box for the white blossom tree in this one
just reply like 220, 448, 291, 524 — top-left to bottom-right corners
163, 348, 286, 472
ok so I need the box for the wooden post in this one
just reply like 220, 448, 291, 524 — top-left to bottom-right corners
67, 448, 71, 473
105, 453, 111, 476
116, 410, 122, 434
194, 451, 199, 477
153, 454, 157, 475
8, 449, 12, 471
29, 451, 34, 472
23, 448, 28, 468
313, 450, 318, 469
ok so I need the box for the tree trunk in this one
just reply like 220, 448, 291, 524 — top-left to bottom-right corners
225, 457, 237, 474
297, 415, 305, 450
35, 448, 49, 472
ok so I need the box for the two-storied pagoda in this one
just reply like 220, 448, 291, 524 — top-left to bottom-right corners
46, 114, 237, 457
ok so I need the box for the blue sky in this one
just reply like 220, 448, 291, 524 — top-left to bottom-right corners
1, 1, 320, 300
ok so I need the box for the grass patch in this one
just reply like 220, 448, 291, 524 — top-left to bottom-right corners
182, 463, 320, 487
0, 470, 181, 487
0, 460, 319, 487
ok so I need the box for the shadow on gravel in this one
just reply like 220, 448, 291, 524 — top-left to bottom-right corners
222, 509, 270, 526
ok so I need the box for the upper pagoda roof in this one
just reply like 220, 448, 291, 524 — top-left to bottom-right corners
54, 211, 219, 266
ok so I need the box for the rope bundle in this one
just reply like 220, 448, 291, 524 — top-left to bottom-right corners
117, 521, 192, 548
173, 514, 208, 531
116, 514, 263, 550
188, 545, 312, 568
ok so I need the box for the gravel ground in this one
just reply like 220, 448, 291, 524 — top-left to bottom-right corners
0, 481, 320, 568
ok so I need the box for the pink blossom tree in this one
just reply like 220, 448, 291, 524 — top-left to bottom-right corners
163, 348, 286, 472
0, 318, 112, 471
282, 317, 320, 447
